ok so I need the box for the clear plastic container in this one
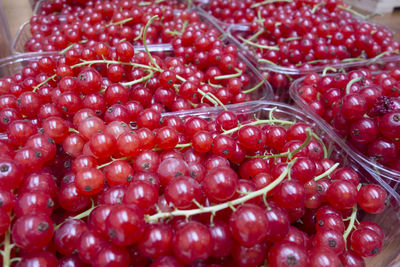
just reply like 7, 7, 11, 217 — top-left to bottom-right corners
289, 73, 400, 190
0, 0, 11, 58
0, 51, 56, 77
196, 2, 231, 33
228, 23, 400, 75
1, 42, 273, 102
33, 0, 198, 16
164, 100, 400, 266
12, 5, 217, 55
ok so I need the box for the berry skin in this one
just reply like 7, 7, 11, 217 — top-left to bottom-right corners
172, 221, 213, 264
229, 204, 269, 247
12, 213, 54, 251
357, 184, 387, 214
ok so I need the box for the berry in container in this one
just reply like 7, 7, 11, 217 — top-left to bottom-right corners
162, 100, 400, 266
223, 0, 400, 100
289, 59, 400, 192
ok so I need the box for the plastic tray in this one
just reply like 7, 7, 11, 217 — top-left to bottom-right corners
0, 0, 11, 59
289, 74, 400, 189
33, 0, 199, 16
13, 5, 217, 55
228, 23, 400, 75
196, 2, 231, 33
164, 100, 400, 266
1, 41, 273, 103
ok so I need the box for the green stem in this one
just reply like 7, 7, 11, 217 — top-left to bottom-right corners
258, 58, 278, 65
311, 2, 323, 13
338, 5, 368, 19
322, 67, 337, 76
54, 199, 96, 231
68, 128, 80, 134
207, 79, 223, 88
71, 60, 159, 72
369, 49, 400, 62
242, 75, 268, 94
238, 36, 279, 51
251, 0, 292, 8
248, 29, 265, 42
165, 21, 188, 36
121, 71, 154, 87
314, 163, 339, 181
9, 258, 22, 264
311, 133, 328, 158
346, 77, 362, 95
343, 205, 358, 242
59, 39, 88, 55
146, 160, 293, 223
107, 17, 133, 27
214, 68, 243, 81
2, 229, 11, 267
175, 143, 192, 149
143, 16, 162, 71
297, 59, 325, 66
222, 118, 294, 136
258, 128, 312, 160
32, 74, 57, 92
341, 56, 364, 63
97, 156, 131, 169
284, 36, 302, 42
134, 27, 144, 41
197, 89, 227, 111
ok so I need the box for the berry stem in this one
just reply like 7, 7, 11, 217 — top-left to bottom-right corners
197, 89, 227, 110
341, 56, 364, 63
311, 2, 323, 13
9, 258, 21, 264
247, 29, 265, 42
175, 143, 192, 149
97, 156, 131, 169
68, 128, 80, 134
311, 133, 328, 158
346, 77, 362, 95
165, 21, 188, 36
258, 58, 278, 66
322, 67, 337, 76
146, 159, 294, 223
370, 49, 400, 62
106, 17, 133, 27
238, 36, 280, 51
32, 74, 57, 92
222, 118, 294, 136
214, 68, 243, 81
242, 74, 268, 94
284, 36, 302, 42
121, 70, 154, 87
250, 0, 292, 9
337, 5, 369, 19
59, 39, 88, 55
72, 59, 159, 72
314, 163, 339, 181
143, 16, 162, 72
258, 128, 312, 160
296, 59, 325, 66
2, 229, 11, 267
54, 199, 95, 231
343, 205, 358, 242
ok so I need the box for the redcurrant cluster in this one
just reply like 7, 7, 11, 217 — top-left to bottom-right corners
1, 14, 266, 136
295, 67, 400, 173
206, 0, 400, 62
0, 98, 389, 266
25, 0, 191, 52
